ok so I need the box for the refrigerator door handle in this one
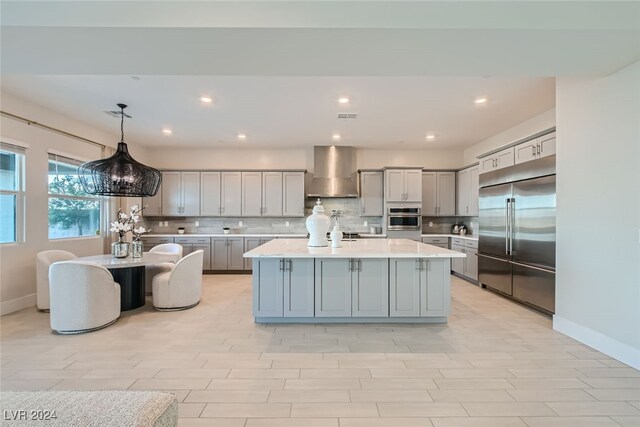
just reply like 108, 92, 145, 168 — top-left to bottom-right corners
505, 198, 510, 255
509, 198, 515, 256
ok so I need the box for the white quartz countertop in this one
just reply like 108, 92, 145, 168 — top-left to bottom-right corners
145, 233, 387, 239
244, 238, 465, 259
422, 233, 478, 242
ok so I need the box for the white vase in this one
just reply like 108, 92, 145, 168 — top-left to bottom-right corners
330, 225, 343, 248
306, 199, 330, 247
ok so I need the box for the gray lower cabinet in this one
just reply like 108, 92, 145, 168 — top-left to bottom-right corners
175, 237, 211, 270
212, 237, 244, 270
314, 259, 352, 317
451, 239, 478, 282
244, 238, 274, 270
352, 259, 389, 317
451, 243, 465, 275
283, 258, 315, 317
142, 237, 174, 250
389, 258, 450, 317
252, 259, 284, 317
389, 259, 422, 317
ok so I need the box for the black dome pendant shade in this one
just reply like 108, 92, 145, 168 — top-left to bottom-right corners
79, 104, 161, 197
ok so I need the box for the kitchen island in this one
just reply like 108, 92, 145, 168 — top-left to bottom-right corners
244, 238, 465, 324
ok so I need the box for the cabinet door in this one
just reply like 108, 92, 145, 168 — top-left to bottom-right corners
143, 187, 162, 216
253, 259, 284, 317
479, 156, 496, 174
226, 237, 245, 270
284, 258, 315, 317
283, 172, 305, 217
161, 171, 182, 216
456, 169, 469, 216
262, 172, 283, 217
360, 171, 383, 217
495, 147, 515, 170
464, 248, 478, 281
468, 166, 480, 216
389, 258, 421, 317
515, 141, 538, 165
200, 172, 221, 216
242, 172, 263, 217
421, 259, 450, 316
315, 259, 352, 317
180, 243, 193, 257
221, 172, 242, 216
538, 133, 556, 158
181, 172, 201, 216
451, 244, 465, 275
192, 244, 211, 270
244, 238, 262, 270
211, 238, 229, 270
422, 172, 438, 215
352, 259, 389, 317
404, 170, 423, 202
437, 172, 456, 216
385, 170, 405, 202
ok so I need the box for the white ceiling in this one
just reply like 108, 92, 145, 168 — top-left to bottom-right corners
1, 1, 637, 149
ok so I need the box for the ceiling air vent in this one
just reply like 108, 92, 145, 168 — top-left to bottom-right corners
337, 113, 358, 120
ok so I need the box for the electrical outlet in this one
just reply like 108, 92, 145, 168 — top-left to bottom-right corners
429, 221, 433, 227
363, 221, 368, 227
285, 221, 290, 227
158, 221, 163, 227
239, 221, 243, 227
195, 221, 199, 227
164, 221, 169, 227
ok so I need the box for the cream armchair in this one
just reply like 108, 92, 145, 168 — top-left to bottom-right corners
145, 243, 183, 295
152, 250, 203, 311
49, 261, 121, 334
36, 250, 77, 311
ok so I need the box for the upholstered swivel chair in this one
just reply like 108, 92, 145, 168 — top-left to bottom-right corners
49, 261, 121, 334
152, 250, 203, 311
145, 243, 183, 295
36, 250, 77, 311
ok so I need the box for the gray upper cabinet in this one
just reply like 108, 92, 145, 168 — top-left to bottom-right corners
359, 171, 383, 217
284, 258, 315, 317
221, 172, 242, 216
252, 259, 284, 317
389, 258, 422, 317
242, 171, 263, 216
143, 188, 162, 216
515, 132, 556, 165
351, 259, 389, 317
422, 171, 455, 216
315, 259, 352, 317
262, 172, 283, 217
456, 165, 479, 216
161, 171, 200, 216
200, 172, 222, 216
538, 132, 556, 158
283, 172, 305, 217
385, 169, 422, 202
480, 147, 515, 174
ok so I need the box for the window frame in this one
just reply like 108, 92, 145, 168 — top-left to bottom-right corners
47, 152, 103, 241
0, 143, 26, 245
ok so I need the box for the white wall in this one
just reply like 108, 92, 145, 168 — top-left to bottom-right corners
554, 62, 640, 369
0, 91, 136, 314
463, 108, 556, 165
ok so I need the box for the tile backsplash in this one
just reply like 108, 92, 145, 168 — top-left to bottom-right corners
422, 216, 478, 236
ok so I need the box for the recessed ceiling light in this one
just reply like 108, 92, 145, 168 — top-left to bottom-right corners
426, 134, 436, 140
332, 133, 341, 141
162, 129, 172, 135
200, 96, 213, 104
474, 97, 488, 105
338, 97, 350, 104
237, 133, 247, 140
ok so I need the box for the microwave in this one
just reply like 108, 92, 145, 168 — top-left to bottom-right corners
387, 207, 422, 231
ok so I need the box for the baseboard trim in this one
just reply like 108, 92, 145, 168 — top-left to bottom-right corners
553, 314, 640, 370
1, 293, 36, 316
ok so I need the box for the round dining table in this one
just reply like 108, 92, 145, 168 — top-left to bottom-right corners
74, 252, 180, 311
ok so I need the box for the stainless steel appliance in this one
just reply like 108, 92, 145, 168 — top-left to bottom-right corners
478, 155, 556, 314
385, 205, 422, 240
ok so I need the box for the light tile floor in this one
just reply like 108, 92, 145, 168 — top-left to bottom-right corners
1, 275, 639, 427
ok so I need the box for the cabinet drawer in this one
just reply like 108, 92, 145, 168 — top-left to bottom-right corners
464, 239, 478, 249
451, 244, 464, 253
143, 237, 174, 245
175, 237, 211, 244
451, 238, 465, 246
422, 237, 448, 244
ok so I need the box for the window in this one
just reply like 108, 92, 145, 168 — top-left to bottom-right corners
48, 153, 101, 239
0, 143, 25, 244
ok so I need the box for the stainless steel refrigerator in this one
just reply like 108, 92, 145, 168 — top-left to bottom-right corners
478, 155, 556, 314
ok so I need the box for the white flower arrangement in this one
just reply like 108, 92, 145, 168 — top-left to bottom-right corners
110, 205, 146, 240
132, 226, 150, 241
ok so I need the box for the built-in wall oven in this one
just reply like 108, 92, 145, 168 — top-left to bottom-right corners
387, 207, 422, 231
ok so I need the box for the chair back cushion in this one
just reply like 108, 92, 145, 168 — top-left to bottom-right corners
169, 250, 203, 304
149, 243, 183, 258
36, 250, 76, 309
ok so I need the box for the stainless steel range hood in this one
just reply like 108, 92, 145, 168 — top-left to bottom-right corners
306, 146, 359, 198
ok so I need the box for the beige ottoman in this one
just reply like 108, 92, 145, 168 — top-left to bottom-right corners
0, 391, 177, 426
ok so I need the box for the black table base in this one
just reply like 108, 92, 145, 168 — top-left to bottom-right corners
109, 266, 146, 311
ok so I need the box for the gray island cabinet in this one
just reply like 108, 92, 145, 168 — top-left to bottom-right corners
245, 239, 463, 324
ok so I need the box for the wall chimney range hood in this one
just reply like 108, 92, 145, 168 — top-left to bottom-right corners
306, 146, 359, 198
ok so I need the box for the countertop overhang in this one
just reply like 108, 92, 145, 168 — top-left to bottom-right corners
244, 238, 466, 259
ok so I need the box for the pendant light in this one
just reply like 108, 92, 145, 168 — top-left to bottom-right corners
79, 104, 161, 197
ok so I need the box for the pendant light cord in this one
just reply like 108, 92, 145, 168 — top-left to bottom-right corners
120, 106, 125, 143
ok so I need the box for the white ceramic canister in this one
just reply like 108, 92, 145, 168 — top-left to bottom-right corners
306, 199, 330, 247
330, 225, 343, 248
